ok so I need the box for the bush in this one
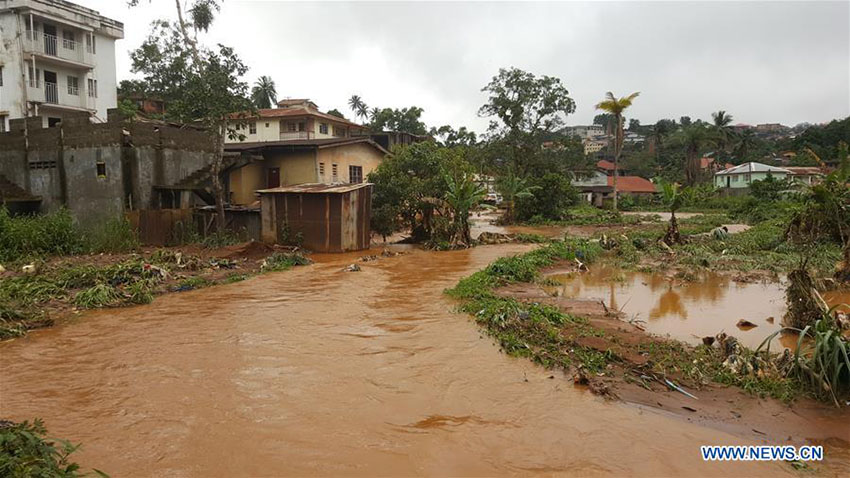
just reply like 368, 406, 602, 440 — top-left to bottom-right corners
0, 419, 97, 478
85, 216, 139, 253
515, 172, 578, 222
0, 208, 83, 262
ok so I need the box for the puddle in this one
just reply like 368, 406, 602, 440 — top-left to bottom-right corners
544, 266, 848, 350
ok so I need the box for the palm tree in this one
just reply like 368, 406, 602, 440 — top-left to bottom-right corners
495, 172, 539, 224
649, 120, 671, 158
348, 95, 369, 122
676, 125, 718, 185
712, 110, 737, 154
595, 91, 640, 210
251, 76, 277, 109
443, 171, 487, 246
734, 129, 757, 162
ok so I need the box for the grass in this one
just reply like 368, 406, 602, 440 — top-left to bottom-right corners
446, 239, 834, 404
0, 248, 313, 339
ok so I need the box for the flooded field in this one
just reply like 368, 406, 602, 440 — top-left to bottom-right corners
544, 266, 850, 350
2, 244, 836, 477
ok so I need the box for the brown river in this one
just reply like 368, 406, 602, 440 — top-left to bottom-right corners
0, 245, 842, 476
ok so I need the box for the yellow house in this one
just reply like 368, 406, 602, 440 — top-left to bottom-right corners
227, 99, 369, 143
225, 137, 389, 205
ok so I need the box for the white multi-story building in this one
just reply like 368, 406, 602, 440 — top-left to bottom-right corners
0, 0, 123, 130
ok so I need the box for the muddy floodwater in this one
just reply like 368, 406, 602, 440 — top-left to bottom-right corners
0, 245, 845, 476
544, 266, 850, 350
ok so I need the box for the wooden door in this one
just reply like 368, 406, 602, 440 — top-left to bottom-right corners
267, 168, 280, 188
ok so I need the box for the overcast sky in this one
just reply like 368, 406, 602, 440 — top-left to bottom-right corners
81, 0, 849, 133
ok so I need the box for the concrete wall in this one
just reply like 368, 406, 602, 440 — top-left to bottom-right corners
0, 109, 218, 225
316, 142, 383, 184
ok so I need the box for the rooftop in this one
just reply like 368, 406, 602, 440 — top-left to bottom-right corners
715, 162, 791, 176
257, 182, 373, 194
608, 176, 657, 193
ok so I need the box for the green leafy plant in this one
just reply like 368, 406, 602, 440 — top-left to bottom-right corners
74, 283, 122, 309
0, 419, 107, 477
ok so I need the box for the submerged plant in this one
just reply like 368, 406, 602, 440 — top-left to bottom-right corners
73, 283, 122, 309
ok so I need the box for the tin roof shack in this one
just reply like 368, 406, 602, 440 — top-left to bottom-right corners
258, 183, 372, 253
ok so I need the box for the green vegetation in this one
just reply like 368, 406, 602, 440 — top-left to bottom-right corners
760, 313, 850, 407
0, 419, 105, 478
1, 250, 312, 339
448, 241, 844, 404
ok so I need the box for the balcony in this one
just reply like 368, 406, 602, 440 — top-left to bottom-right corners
26, 81, 95, 112
279, 131, 315, 141
24, 30, 95, 68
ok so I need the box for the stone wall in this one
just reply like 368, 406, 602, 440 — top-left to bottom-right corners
0, 109, 218, 226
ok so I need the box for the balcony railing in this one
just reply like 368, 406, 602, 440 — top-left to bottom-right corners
24, 30, 94, 66
44, 82, 58, 104
26, 82, 94, 110
280, 131, 314, 140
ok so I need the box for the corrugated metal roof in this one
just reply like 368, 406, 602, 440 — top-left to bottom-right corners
715, 162, 791, 176
257, 182, 373, 194
607, 176, 657, 193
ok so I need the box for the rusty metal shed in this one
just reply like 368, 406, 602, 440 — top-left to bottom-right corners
257, 183, 372, 252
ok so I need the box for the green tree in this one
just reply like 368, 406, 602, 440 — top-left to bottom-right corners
443, 170, 487, 245
326, 109, 346, 119
251, 75, 277, 108
368, 107, 428, 135
734, 129, 758, 162
680, 116, 692, 127
673, 125, 718, 185
479, 67, 576, 176
495, 172, 538, 223
515, 172, 578, 222
367, 142, 466, 241
595, 91, 640, 210
129, 0, 254, 231
712, 110, 737, 154
431, 125, 478, 147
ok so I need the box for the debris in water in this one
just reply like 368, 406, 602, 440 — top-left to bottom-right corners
343, 264, 361, 272
682, 406, 697, 412
701, 336, 715, 346
736, 319, 758, 330
766, 316, 775, 323
360, 255, 378, 262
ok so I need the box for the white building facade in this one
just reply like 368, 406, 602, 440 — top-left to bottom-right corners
0, 0, 122, 130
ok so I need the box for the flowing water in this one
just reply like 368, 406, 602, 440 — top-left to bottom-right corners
0, 245, 842, 476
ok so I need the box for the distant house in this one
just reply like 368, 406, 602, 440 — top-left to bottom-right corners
699, 156, 733, 174
714, 162, 791, 190
583, 138, 607, 155
572, 170, 656, 206
224, 137, 389, 205
784, 166, 825, 186
567, 124, 605, 139
227, 99, 369, 144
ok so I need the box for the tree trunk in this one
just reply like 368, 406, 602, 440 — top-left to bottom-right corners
662, 211, 681, 246
612, 114, 622, 211
211, 122, 227, 233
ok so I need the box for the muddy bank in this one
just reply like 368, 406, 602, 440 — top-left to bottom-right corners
1, 243, 828, 476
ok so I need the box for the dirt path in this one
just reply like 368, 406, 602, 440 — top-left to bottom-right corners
0, 245, 835, 476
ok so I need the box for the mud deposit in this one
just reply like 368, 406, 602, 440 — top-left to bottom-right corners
0, 245, 846, 476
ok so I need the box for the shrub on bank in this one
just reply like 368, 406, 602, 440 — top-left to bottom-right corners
0, 419, 99, 478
